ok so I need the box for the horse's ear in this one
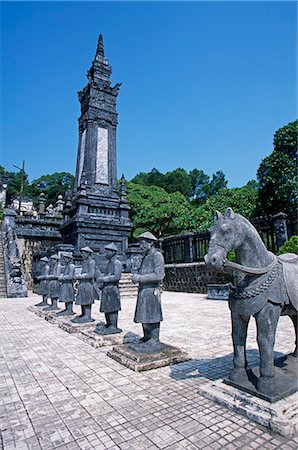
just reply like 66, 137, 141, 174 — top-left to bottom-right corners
214, 210, 223, 221
224, 207, 235, 219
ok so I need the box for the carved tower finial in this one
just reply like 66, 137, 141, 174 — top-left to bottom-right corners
96, 34, 105, 57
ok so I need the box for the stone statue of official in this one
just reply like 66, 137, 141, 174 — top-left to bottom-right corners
44, 254, 61, 311
96, 242, 123, 335
132, 232, 165, 351
72, 247, 95, 323
57, 252, 75, 316
35, 256, 50, 306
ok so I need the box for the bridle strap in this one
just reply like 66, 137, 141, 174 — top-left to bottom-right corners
222, 252, 277, 275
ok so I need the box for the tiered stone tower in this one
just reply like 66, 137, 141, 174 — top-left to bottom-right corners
60, 35, 133, 268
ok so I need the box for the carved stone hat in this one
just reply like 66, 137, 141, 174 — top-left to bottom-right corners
104, 243, 118, 252
50, 254, 59, 260
80, 246, 93, 253
138, 231, 158, 242
40, 256, 49, 262
62, 252, 73, 259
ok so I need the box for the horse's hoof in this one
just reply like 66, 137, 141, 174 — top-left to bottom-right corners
257, 377, 276, 396
229, 367, 248, 383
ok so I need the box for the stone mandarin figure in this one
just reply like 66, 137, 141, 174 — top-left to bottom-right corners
57, 252, 75, 316
132, 232, 165, 351
35, 256, 50, 306
72, 247, 96, 323
44, 254, 61, 311
96, 243, 123, 335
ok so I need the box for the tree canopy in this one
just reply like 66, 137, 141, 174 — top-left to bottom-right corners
257, 120, 297, 215
131, 166, 227, 201
126, 182, 191, 238
30, 172, 74, 206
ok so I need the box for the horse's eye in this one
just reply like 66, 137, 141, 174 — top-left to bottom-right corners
221, 224, 230, 233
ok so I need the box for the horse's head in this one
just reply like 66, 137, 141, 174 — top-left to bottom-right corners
204, 207, 242, 271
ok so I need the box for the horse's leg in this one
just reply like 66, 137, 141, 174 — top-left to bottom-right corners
229, 310, 250, 382
289, 313, 298, 357
255, 302, 282, 395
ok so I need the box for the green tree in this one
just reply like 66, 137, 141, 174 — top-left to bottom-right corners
131, 168, 165, 189
257, 120, 298, 215
164, 168, 193, 197
126, 182, 192, 238
189, 168, 210, 201
30, 172, 75, 206
187, 183, 258, 232
0, 165, 31, 205
191, 170, 228, 205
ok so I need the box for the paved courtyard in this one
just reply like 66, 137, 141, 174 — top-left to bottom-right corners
0, 291, 297, 450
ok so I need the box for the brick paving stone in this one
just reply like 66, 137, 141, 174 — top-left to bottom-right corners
0, 292, 297, 449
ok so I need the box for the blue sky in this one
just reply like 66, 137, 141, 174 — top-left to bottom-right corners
1, 1, 297, 187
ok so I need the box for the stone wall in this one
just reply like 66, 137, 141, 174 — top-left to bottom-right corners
164, 262, 231, 294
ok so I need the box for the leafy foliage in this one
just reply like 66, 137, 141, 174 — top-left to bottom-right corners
131, 166, 227, 201
0, 165, 31, 205
126, 182, 191, 238
191, 183, 258, 232
257, 120, 298, 215
30, 172, 74, 206
277, 236, 298, 255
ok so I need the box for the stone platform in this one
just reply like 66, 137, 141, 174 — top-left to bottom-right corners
44, 311, 75, 324
224, 354, 298, 403
27, 305, 61, 319
79, 327, 140, 348
107, 342, 190, 372
198, 377, 298, 438
59, 319, 95, 334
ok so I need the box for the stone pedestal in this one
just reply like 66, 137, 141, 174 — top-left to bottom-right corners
107, 343, 190, 372
79, 328, 140, 348
59, 320, 95, 334
45, 311, 71, 324
197, 377, 298, 438
224, 355, 298, 403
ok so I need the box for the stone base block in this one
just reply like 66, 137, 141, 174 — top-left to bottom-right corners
79, 329, 140, 348
107, 343, 190, 372
27, 305, 37, 313
59, 320, 95, 334
197, 378, 298, 438
45, 311, 69, 324
224, 355, 298, 403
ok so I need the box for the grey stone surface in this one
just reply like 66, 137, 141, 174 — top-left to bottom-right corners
132, 233, 165, 353
207, 283, 230, 300
57, 253, 75, 316
80, 329, 139, 348
72, 248, 96, 323
59, 320, 95, 334
198, 378, 298, 438
35, 257, 50, 306
96, 245, 123, 335
1, 291, 298, 448
108, 343, 190, 372
205, 207, 298, 398
2, 209, 28, 297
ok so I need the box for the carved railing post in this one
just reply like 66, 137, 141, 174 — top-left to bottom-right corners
184, 234, 194, 263
272, 212, 288, 251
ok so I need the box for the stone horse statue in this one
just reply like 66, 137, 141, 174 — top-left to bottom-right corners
205, 207, 297, 396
